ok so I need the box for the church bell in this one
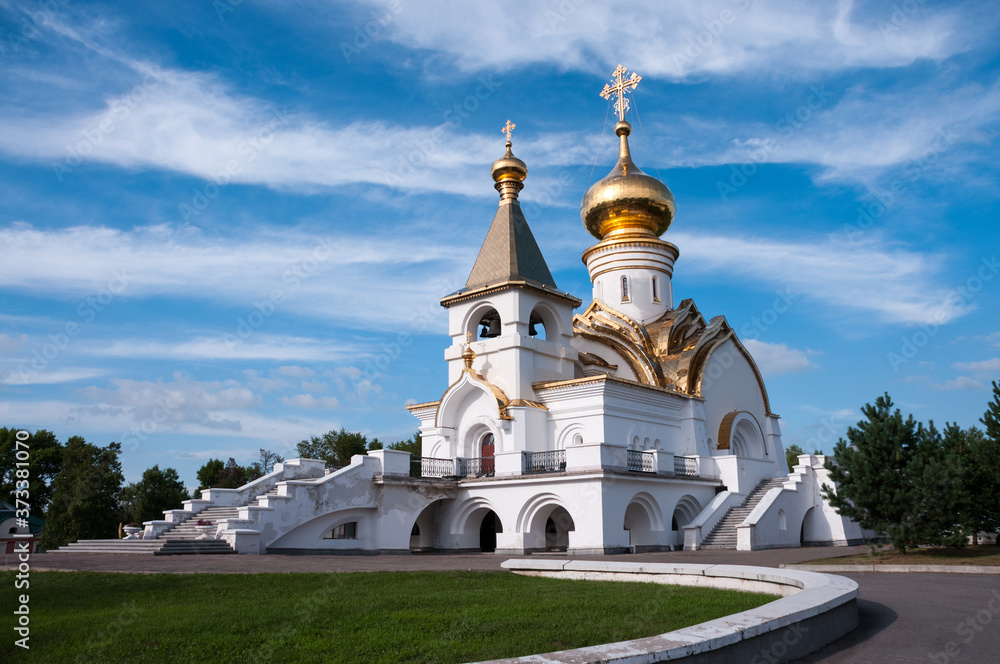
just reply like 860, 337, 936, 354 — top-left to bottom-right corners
484, 317, 501, 338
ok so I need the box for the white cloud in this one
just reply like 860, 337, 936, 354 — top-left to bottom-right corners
674, 230, 969, 325
345, 0, 966, 77
277, 365, 316, 377
1, 367, 108, 386
742, 339, 819, 375
0, 333, 28, 353
0, 223, 460, 332
77, 373, 262, 431
931, 376, 987, 391
280, 393, 341, 409
82, 335, 357, 363
952, 358, 1000, 374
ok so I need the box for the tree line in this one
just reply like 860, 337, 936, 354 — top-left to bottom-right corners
823, 380, 1000, 552
1, 427, 420, 549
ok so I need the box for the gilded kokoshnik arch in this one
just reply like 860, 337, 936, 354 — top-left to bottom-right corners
101, 67, 867, 559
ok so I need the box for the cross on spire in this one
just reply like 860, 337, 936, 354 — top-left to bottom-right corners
600, 64, 642, 122
501, 119, 516, 143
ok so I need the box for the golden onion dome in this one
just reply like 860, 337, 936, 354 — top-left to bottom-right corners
581, 121, 675, 240
491, 141, 527, 200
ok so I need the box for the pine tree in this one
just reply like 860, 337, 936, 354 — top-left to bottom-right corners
823, 393, 921, 553
982, 380, 1000, 442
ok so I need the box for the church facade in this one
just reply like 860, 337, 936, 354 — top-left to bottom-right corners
125, 68, 866, 556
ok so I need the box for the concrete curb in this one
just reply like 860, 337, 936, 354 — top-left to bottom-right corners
783, 563, 1000, 575
481, 559, 858, 664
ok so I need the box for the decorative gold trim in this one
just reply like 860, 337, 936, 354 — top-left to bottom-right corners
440, 280, 581, 308
533, 374, 684, 396
588, 264, 675, 282
717, 410, 765, 453
405, 400, 440, 412
508, 399, 548, 410
433, 367, 515, 428
581, 239, 679, 265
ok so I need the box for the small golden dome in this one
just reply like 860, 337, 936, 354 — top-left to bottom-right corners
581, 121, 675, 240
491, 141, 527, 200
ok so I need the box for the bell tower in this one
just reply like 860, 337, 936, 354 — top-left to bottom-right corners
439, 120, 580, 400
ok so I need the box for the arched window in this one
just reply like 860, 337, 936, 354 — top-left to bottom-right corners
621, 276, 630, 302
651, 276, 659, 302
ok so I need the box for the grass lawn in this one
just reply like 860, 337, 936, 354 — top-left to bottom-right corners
2, 570, 775, 663
802, 544, 1000, 566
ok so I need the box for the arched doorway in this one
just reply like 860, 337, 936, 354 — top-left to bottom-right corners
544, 506, 574, 551
480, 432, 495, 476
479, 510, 501, 552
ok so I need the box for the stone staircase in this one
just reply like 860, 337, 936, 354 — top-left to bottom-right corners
49, 538, 235, 555
159, 488, 279, 540
50, 488, 284, 555
700, 478, 786, 550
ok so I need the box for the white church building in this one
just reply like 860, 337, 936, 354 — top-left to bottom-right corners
61, 67, 866, 557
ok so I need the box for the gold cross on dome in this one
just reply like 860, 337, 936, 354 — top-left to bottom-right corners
501, 119, 516, 143
600, 64, 642, 122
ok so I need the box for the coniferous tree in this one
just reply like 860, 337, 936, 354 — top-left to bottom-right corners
908, 422, 967, 547
823, 393, 921, 553
41, 438, 124, 549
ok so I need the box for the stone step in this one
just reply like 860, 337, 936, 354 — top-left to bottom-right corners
51, 539, 235, 555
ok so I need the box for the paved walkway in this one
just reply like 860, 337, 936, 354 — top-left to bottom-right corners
5, 546, 1000, 662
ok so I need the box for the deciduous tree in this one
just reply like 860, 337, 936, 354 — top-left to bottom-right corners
1, 427, 62, 517
41, 437, 124, 549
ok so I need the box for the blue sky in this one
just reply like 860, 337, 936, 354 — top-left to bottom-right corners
1, 0, 998, 489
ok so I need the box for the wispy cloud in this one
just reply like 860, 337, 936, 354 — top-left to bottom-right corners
344, 0, 968, 77
952, 358, 1000, 374
742, 339, 819, 375
673, 230, 969, 325
280, 393, 341, 409
931, 376, 988, 391
0, 223, 461, 331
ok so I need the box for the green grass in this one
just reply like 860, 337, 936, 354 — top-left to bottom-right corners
802, 544, 1000, 566
2, 571, 775, 663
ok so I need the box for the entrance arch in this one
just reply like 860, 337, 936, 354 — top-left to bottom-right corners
544, 507, 574, 551
479, 510, 502, 552
624, 492, 664, 550
518, 494, 576, 552
670, 495, 701, 548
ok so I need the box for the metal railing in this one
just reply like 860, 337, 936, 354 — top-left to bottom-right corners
523, 449, 566, 474
411, 457, 454, 478
458, 457, 495, 478
674, 456, 698, 477
627, 449, 654, 473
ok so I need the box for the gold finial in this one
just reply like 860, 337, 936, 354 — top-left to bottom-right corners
462, 331, 476, 370
600, 64, 642, 122
501, 119, 516, 143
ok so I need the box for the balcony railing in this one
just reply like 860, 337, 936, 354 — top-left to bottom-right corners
412, 457, 454, 478
523, 449, 566, 474
674, 456, 698, 477
626, 449, 654, 473
458, 457, 495, 478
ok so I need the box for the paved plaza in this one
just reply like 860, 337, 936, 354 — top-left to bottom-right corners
5, 546, 999, 663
